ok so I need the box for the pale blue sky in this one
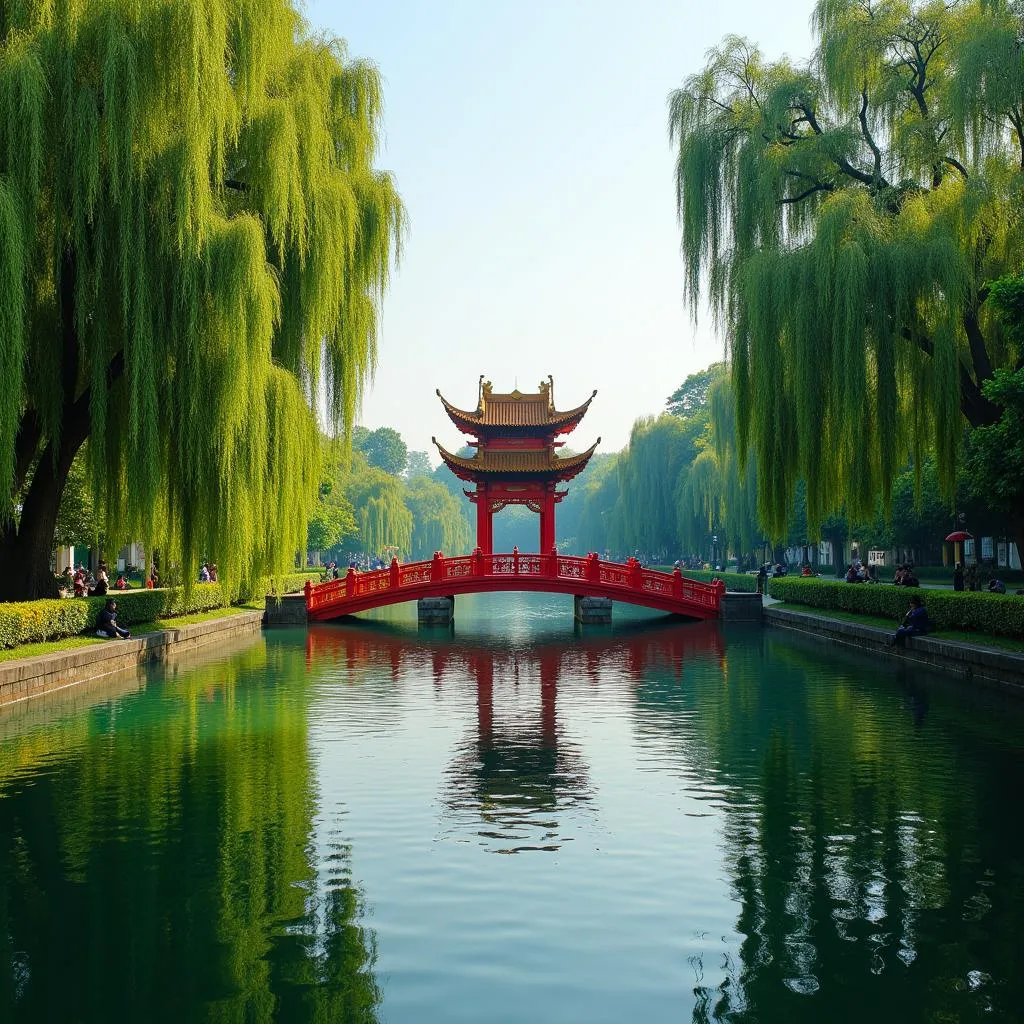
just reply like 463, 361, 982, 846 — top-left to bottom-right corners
307, 0, 816, 456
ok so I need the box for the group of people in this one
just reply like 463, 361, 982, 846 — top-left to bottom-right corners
952, 562, 1008, 593
892, 564, 920, 587
58, 562, 131, 598
845, 563, 880, 583
198, 562, 219, 583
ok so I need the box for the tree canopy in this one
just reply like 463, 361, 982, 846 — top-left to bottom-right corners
666, 363, 725, 416
0, 0, 404, 598
669, 0, 1024, 552
353, 426, 408, 476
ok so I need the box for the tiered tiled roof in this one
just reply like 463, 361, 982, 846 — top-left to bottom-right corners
436, 379, 597, 436
432, 438, 601, 483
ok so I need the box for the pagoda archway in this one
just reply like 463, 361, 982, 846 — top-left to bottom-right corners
433, 376, 599, 554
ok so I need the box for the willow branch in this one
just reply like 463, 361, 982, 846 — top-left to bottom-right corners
858, 85, 884, 184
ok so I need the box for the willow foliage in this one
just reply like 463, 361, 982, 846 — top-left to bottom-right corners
581, 373, 762, 562
669, 0, 1024, 540
0, 0, 404, 597
405, 477, 472, 560
345, 466, 413, 559
678, 375, 760, 555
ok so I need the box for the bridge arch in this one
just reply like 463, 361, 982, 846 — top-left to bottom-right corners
306, 551, 724, 621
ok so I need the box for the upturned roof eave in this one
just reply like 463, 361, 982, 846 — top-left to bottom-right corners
432, 437, 601, 482
435, 388, 598, 434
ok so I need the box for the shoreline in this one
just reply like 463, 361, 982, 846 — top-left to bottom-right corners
0, 611, 265, 707
5, 598, 1023, 707
764, 605, 1024, 694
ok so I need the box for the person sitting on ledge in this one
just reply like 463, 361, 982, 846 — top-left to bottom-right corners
95, 599, 131, 640
988, 577, 1007, 595
891, 595, 929, 646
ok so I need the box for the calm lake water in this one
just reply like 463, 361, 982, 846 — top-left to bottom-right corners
1, 593, 1022, 1023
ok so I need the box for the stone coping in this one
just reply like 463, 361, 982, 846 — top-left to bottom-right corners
0, 611, 264, 707
765, 605, 1024, 693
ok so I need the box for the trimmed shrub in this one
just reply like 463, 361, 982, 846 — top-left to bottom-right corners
768, 577, 1024, 638
680, 570, 758, 593
273, 572, 320, 595
0, 600, 92, 648
0, 584, 227, 649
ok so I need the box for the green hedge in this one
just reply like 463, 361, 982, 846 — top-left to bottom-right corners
0, 573, 321, 650
680, 570, 758, 593
767, 577, 1024, 638
0, 584, 228, 649
269, 572, 320, 596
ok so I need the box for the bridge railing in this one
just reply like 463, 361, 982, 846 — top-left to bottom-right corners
306, 550, 724, 614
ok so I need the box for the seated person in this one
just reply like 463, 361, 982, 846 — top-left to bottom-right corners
199, 563, 211, 583
892, 595, 929, 645
115, 575, 129, 590
988, 578, 1006, 594
845, 565, 859, 583
74, 572, 88, 597
801, 564, 813, 577
902, 570, 920, 587
95, 599, 131, 639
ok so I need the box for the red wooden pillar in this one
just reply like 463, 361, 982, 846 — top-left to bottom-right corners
539, 487, 556, 555
475, 485, 493, 554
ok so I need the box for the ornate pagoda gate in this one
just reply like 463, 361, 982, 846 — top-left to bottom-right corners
433, 376, 599, 554
301, 375, 725, 622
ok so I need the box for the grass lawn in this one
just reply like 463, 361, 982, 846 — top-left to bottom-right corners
771, 602, 1024, 654
0, 634, 110, 662
0, 606, 263, 663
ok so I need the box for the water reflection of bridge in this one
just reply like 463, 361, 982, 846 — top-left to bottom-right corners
306, 620, 725, 853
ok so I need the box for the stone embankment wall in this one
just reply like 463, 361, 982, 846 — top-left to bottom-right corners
0, 612, 264, 707
765, 606, 1024, 693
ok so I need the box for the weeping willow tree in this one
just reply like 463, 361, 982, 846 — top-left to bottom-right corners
669, 0, 1024, 555
405, 476, 471, 559
678, 375, 760, 557
346, 466, 413, 559
612, 414, 703, 557
0, 0, 404, 598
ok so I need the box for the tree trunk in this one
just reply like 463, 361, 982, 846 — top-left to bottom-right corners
0, 429, 84, 601
0, 471, 69, 601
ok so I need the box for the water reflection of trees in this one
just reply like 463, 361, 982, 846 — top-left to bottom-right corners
633, 631, 1024, 1023
0, 641, 380, 1023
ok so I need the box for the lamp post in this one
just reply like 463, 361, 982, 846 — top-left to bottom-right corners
712, 534, 718, 570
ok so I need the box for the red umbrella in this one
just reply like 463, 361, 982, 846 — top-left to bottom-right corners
945, 530, 973, 542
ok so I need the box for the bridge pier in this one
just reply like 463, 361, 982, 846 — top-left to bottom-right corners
574, 595, 612, 625
418, 596, 455, 627
264, 593, 309, 626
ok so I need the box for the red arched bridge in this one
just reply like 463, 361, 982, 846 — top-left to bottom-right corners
305, 550, 724, 621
